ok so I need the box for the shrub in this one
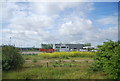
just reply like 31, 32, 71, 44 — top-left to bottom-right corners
92, 40, 120, 79
32, 58, 37, 63
25, 57, 29, 60
2, 45, 25, 71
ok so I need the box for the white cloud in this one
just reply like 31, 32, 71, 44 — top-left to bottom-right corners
9, 15, 54, 30
86, 26, 118, 44
1, 2, 118, 47
97, 16, 118, 25
59, 17, 93, 36
58, 15, 118, 45
31, 2, 94, 16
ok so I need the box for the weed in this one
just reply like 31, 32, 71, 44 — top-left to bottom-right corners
32, 58, 37, 63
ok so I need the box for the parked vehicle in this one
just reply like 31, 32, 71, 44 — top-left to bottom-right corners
39, 48, 55, 53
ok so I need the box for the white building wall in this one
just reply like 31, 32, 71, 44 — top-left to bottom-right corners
59, 46, 69, 52
59, 45, 69, 52
53, 44, 55, 49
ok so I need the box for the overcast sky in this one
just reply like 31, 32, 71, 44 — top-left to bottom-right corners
1, 1, 118, 47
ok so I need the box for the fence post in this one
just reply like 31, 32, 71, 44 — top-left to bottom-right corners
47, 62, 48, 67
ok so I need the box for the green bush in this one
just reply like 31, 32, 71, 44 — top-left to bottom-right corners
2, 45, 25, 71
25, 57, 29, 60
32, 58, 37, 63
92, 40, 120, 79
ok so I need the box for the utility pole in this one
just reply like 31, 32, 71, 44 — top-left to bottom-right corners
9, 27, 12, 45
10, 37, 11, 46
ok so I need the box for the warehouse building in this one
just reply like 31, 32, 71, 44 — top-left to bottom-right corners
53, 44, 84, 52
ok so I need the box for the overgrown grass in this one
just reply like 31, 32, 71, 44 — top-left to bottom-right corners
32, 58, 37, 63
38, 51, 96, 59
2, 61, 108, 79
22, 54, 41, 60
3, 51, 109, 79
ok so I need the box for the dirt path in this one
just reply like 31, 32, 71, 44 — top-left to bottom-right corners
21, 51, 41, 54
25, 59, 94, 65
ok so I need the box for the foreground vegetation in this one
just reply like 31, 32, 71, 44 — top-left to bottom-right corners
2, 45, 24, 71
3, 56, 108, 79
92, 40, 120, 79
3, 51, 108, 79
2, 40, 119, 79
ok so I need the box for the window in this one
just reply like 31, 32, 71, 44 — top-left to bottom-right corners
56, 47, 60, 48
74, 48, 77, 49
61, 46, 66, 48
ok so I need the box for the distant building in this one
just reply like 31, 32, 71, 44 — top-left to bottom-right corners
17, 47, 39, 51
82, 46, 98, 52
83, 46, 97, 49
53, 44, 83, 52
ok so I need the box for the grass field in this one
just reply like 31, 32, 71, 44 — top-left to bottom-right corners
2, 51, 109, 79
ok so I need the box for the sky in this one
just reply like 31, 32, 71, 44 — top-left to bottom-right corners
0, 1, 118, 47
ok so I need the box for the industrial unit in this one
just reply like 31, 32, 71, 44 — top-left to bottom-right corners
53, 44, 84, 52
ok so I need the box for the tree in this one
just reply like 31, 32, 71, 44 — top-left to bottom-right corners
83, 43, 91, 47
41, 44, 53, 49
2, 45, 25, 71
92, 40, 120, 79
